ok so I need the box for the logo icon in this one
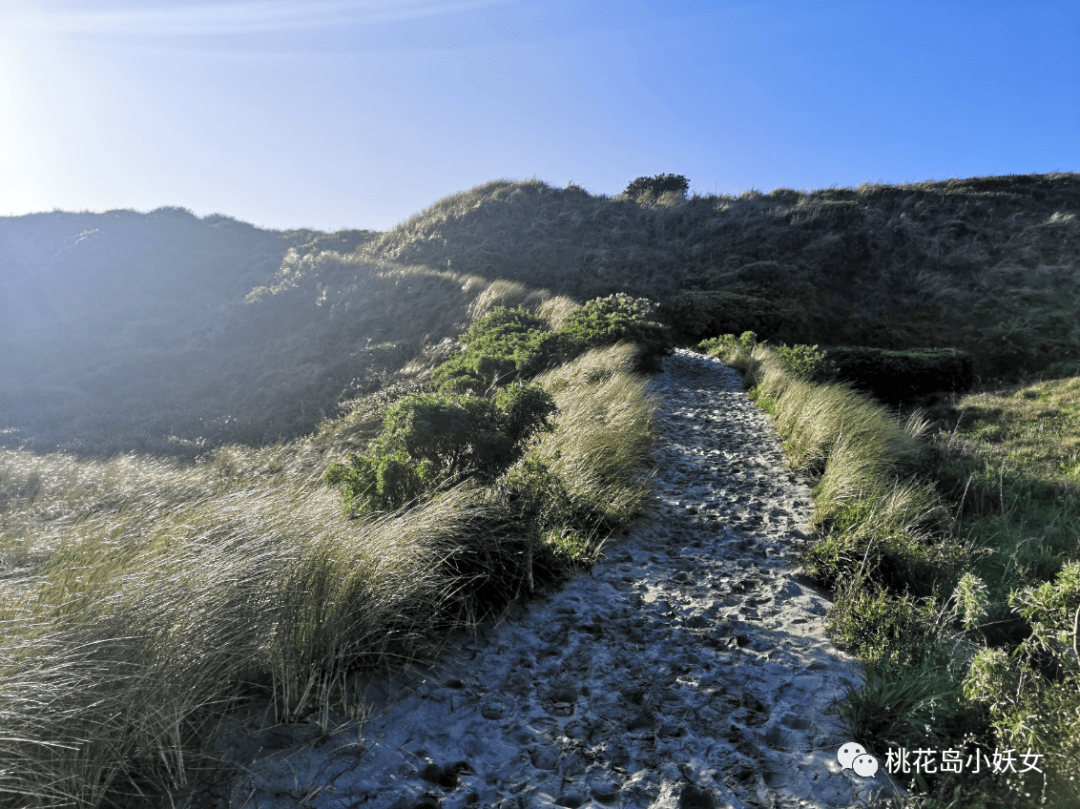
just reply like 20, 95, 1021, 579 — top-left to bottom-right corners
838, 742, 878, 777
852, 754, 879, 777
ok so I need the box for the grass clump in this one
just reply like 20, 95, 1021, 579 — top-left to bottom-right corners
527, 343, 657, 533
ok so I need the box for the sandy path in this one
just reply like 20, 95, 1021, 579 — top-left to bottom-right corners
182, 349, 899, 809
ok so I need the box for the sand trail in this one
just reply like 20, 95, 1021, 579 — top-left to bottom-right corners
182, 349, 900, 809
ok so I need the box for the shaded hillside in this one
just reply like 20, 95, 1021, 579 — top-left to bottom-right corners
360, 173, 1080, 379
0, 209, 451, 456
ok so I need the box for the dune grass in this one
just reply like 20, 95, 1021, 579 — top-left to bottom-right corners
0, 337, 657, 808
703, 335, 1080, 808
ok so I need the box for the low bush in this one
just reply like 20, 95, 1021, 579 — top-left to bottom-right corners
960, 563, 1080, 804
432, 306, 564, 392
699, 331, 759, 364
434, 296, 671, 390
497, 455, 578, 530
774, 343, 838, 383
664, 291, 785, 343
556, 293, 671, 371
827, 582, 944, 670
323, 384, 556, 517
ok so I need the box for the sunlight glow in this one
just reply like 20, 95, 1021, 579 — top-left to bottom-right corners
6, 0, 505, 36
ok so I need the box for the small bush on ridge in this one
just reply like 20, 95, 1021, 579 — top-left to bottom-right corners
624, 174, 690, 199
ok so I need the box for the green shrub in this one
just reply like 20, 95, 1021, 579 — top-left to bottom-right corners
557, 293, 672, 371
1011, 560, 1080, 666
827, 583, 943, 669
324, 384, 556, 516
699, 331, 761, 371
824, 346, 975, 405
663, 291, 786, 342
498, 455, 576, 529
775, 343, 838, 383
747, 384, 776, 415
432, 306, 564, 392
623, 173, 689, 199
1037, 358, 1080, 381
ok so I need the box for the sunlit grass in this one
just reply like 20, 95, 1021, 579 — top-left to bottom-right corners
0, 341, 655, 808
928, 375, 1080, 622
531, 343, 658, 533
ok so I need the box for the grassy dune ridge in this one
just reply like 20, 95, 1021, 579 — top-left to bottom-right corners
360, 174, 1080, 380
3, 173, 1077, 455
1, 173, 1078, 807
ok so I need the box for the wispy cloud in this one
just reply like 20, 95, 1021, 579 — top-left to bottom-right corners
6, 0, 505, 37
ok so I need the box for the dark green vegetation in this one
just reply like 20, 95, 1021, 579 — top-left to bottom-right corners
432, 306, 564, 392
362, 172, 1080, 384
623, 173, 691, 199
822, 345, 975, 406
429, 295, 670, 393
323, 384, 557, 516
1, 171, 1078, 808
326, 298, 671, 520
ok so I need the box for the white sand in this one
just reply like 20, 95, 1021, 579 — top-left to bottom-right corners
180, 350, 904, 808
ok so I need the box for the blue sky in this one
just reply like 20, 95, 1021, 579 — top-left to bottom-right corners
1, 0, 1077, 233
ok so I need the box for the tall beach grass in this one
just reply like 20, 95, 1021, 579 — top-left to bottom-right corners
0, 341, 656, 808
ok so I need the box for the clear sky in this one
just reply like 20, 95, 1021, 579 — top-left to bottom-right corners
1, 0, 1077, 233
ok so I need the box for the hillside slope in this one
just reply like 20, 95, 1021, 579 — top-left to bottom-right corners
362, 173, 1080, 378
2, 173, 1077, 458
